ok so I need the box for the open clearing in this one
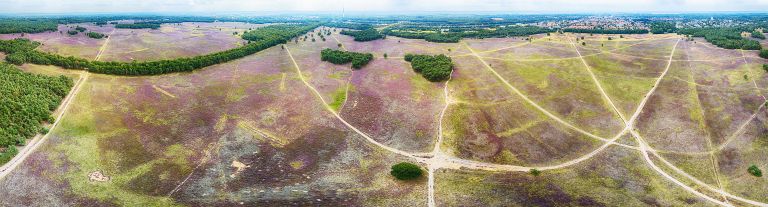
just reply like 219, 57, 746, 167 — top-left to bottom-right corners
1, 27, 767, 206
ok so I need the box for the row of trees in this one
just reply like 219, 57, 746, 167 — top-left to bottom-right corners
0, 63, 73, 148
562, 28, 649, 34
323, 22, 373, 30
678, 27, 762, 50
385, 26, 553, 43
404, 53, 453, 82
340, 29, 384, 42
2, 24, 319, 75
320, 49, 374, 69
114, 23, 162, 29
384, 31, 462, 43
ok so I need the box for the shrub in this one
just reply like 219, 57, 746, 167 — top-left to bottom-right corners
530, 168, 541, 176
390, 162, 423, 180
760, 49, 768, 59
0, 145, 19, 165
39, 127, 50, 134
67, 30, 78, 35
748, 165, 762, 177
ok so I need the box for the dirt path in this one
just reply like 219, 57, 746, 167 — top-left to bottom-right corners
623, 41, 768, 206
329, 31, 353, 112
633, 134, 734, 207
570, 37, 629, 122
638, 131, 768, 206
94, 28, 117, 61
285, 45, 427, 162
0, 71, 90, 180
740, 49, 767, 101
461, 41, 612, 143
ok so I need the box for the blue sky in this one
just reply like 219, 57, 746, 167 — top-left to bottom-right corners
2, 0, 768, 14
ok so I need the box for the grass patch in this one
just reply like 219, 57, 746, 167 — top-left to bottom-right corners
329, 84, 350, 112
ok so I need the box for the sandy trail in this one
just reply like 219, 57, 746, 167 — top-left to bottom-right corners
285, 45, 426, 162
94, 28, 117, 61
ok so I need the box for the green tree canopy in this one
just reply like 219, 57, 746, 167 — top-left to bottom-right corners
390, 162, 423, 180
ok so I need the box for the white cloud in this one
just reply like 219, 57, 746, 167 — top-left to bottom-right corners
1, 0, 768, 14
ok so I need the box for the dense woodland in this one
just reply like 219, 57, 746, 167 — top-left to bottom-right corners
0, 63, 73, 151
340, 29, 384, 41
678, 27, 762, 50
404, 53, 453, 82
0, 19, 58, 34
650, 21, 677, 34
752, 30, 766, 39
1, 24, 318, 75
320, 49, 374, 69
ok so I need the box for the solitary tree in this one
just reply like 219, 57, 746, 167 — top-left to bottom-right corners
390, 162, 423, 180
384, 53, 388, 59
582, 42, 586, 46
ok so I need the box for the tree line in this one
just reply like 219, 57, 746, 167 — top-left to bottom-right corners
1, 24, 318, 75
320, 49, 374, 69
385, 26, 553, 43
404, 53, 453, 82
562, 28, 649, 34
678, 27, 762, 50
0, 63, 73, 153
340, 29, 384, 42
114, 23, 162, 29
323, 22, 373, 30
